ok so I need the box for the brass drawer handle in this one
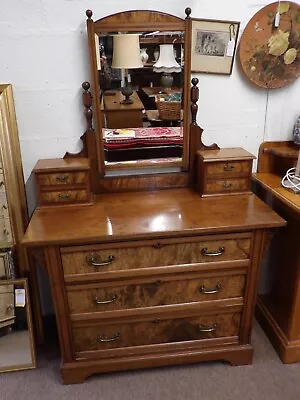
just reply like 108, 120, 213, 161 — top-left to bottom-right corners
96, 332, 120, 343
201, 246, 225, 257
153, 242, 163, 249
223, 182, 233, 188
199, 282, 222, 294
56, 175, 69, 183
223, 164, 235, 172
94, 294, 117, 305
87, 254, 115, 267
198, 322, 217, 333
58, 193, 70, 200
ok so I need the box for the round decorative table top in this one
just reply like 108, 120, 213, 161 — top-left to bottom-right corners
239, 1, 300, 89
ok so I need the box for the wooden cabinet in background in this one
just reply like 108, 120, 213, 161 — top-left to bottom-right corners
253, 141, 300, 363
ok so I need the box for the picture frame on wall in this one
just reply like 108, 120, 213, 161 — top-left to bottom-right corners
191, 19, 240, 75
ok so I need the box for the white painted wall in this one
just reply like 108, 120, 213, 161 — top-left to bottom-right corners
0, 0, 299, 181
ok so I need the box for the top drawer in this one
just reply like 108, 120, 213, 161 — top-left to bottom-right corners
36, 171, 88, 187
60, 233, 252, 278
206, 161, 252, 178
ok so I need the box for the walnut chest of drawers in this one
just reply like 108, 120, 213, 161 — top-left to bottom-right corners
22, 188, 285, 384
33, 158, 92, 207
196, 148, 255, 197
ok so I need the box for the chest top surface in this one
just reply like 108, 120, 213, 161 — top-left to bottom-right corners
22, 188, 285, 247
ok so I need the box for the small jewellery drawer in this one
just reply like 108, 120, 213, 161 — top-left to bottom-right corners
67, 273, 246, 314
39, 190, 88, 205
72, 310, 242, 352
61, 234, 252, 277
37, 171, 87, 187
205, 178, 250, 195
206, 161, 252, 178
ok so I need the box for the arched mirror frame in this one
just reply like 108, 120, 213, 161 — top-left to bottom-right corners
84, 8, 193, 190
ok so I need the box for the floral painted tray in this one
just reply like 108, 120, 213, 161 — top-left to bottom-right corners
239, 1, 300, 88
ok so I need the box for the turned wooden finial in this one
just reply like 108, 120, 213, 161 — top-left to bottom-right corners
82, 82, 93, 131
86, 10, 93, 19
191, 78, 199, 125
185, 8, 192, 18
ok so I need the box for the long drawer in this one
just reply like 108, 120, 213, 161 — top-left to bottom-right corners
61, 233, 252, 277
67, 272, 246, 314
72, 309, 242, 352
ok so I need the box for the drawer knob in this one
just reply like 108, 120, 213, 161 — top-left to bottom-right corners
94, 294, 117, 305
198, 322, 217, 333
224, 164, 235, 172
87, 254, 115, 267
58, 193, 70, 200
96, 332, 120, 343
56, 175, 69, 183
201, 246, 225, 257
153, 242, 163, 249
223, 182, 233, 188
199, 282, 222, 294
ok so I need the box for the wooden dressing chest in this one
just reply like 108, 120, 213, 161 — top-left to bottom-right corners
22, 188, 284, 383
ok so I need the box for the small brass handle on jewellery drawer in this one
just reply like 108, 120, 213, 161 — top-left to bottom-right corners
94, 294, 117, 305
199, 282, 222, 294
201, 247, 225, 257
223, 182, 233, 188
223, 164, 235, 172
86, 254, 115, 267
96, 332, 120, 343
198, 322, 217, 333
58, 193, 70, 200
56, 175, 69, 183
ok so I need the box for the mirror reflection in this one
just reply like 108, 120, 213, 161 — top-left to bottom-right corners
0, 279, 36, 373
97, 30, 185, 165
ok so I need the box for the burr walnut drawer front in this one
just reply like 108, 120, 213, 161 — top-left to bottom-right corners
72, 310, 242, 352
36, 171, 88, 187
61, 234, 252, 277
39, 190, 88, 205
205, 178, 250, 195
66, 273, 246, 314
206, 161, 252, 178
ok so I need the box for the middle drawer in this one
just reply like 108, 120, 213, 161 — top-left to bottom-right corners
67, 271, 246, 314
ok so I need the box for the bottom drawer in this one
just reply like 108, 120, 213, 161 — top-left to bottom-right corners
205, 178, 249, 194
72, 311, 241, 352
39, 190, 88, 205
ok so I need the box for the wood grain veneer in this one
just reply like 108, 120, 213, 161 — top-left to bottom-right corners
66, 273, 246, 314
61, 235, 251, 276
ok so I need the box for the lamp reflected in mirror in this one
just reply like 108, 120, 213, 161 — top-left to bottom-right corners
153, 44, 181, 90
0, 279, 36, 373
111, 34, 143, 104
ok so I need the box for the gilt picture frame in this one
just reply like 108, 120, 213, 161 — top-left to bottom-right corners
191, 18, 240, 75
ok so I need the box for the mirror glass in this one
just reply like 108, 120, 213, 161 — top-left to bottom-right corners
97, 30, 185, 167
0, 279, 36, 373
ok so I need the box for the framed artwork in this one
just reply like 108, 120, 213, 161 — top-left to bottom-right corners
191, 19, 240, 75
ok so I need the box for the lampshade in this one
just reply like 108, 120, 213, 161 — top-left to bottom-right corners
111, 34, 143, 69
153, 44, 181, 73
